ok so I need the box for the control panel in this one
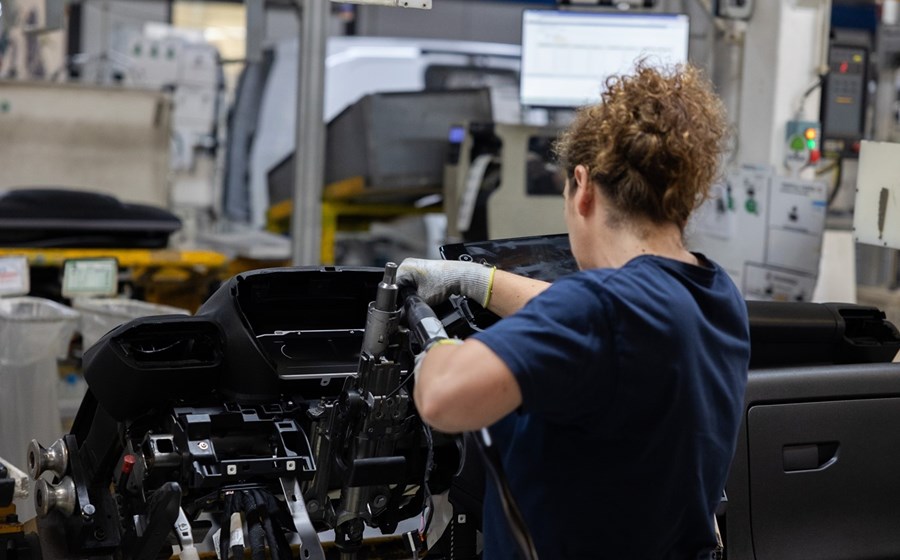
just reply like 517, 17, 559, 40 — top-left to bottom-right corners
821, 44, 868, 157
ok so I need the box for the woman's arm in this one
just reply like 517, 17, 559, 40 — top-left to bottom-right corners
485, 269, 550, 317
413, 338, 521, 433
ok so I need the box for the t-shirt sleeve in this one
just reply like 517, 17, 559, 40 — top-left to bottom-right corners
472, 274, 614, 424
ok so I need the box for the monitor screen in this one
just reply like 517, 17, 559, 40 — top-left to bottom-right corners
520, 10, 690, 108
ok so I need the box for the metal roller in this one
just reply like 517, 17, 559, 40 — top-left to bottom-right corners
34, 476, 77, 517
28, 438, 69, 480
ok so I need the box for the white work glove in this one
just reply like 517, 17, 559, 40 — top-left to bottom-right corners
397, 258, 496, 308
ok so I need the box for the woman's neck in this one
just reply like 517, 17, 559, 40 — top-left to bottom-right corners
586, 220, 696, 269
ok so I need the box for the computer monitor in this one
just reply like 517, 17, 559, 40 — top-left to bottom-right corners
520, 10, 690, 109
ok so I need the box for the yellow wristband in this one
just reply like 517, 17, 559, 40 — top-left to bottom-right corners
426, 338, 463, 351
482, 267, 497, 308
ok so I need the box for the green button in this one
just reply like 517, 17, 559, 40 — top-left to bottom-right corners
789, 135, 805, 152
746, 199, 757, 215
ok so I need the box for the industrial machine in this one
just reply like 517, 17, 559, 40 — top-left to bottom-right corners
229, 36, 521, 228
444, 122, 567, 243
23, 263, 479, 560
0, 457, 36, 560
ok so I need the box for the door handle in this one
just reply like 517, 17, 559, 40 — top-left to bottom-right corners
783, 442, 839, 472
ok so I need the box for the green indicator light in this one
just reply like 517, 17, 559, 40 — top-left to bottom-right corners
790, 135, 805, 151
807, 139, 816, 149
746, 199, 758, 215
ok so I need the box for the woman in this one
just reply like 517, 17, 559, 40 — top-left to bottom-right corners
399, 62, 750, 559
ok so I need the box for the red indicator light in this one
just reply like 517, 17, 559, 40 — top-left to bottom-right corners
840, 61, 849, 73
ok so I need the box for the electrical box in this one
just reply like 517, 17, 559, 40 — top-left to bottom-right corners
688, 165, 827, 303
821, 44, 868, 157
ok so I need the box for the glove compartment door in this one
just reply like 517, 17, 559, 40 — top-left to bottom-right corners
748, 398, 900, 559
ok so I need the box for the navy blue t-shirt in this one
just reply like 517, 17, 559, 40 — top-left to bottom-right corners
472, 254, 750, 560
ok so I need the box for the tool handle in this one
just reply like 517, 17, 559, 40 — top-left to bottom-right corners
402, 288, 449, 350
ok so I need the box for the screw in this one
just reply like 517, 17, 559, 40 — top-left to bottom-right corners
286, 461, 296, 471
81, 504, 96, 519
93, 528, 106, 541
226, 465, 237, 475
373, 495, 387, 509
197, 441, 209, 450
307, 500, 320, 513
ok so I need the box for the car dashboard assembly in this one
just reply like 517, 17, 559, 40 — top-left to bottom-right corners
26, 265, 458, 560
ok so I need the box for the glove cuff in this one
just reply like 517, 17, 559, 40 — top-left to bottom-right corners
459, 264, 496, 308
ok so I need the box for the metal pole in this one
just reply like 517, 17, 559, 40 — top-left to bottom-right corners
246, 0, 265, 64
291, 0, 327, 265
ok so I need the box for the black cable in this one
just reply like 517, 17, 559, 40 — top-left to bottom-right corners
469, 429, 540, 560
801, 73, 827, 104
827, 157, 844, 207
241, 492, 267, 560
252, 489, 292, 560
796, 72, 828, 119
385, 371, 414, 399
219, 492, 237, 560
420, 423, 436, 536
170, 527, 183, 552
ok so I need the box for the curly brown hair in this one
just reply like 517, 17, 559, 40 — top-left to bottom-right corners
554, 61, 729, 231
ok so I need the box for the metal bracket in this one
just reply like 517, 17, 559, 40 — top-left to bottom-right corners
279, 477, 326, 560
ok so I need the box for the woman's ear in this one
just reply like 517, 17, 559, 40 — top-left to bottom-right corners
573, 164, 595, 217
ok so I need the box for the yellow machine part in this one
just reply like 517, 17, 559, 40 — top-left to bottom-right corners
268, 176, 442, 266
0, 504, 23, 535
0, 248, 230, 312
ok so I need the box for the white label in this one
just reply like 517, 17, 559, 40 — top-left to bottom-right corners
230, 513, 244, 547
212, 529, 221, 559
62, 258, 118, 298
211, 514, 244, 559
0, 256, 29, 296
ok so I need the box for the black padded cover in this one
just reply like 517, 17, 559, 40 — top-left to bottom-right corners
0, 188, 181, 248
